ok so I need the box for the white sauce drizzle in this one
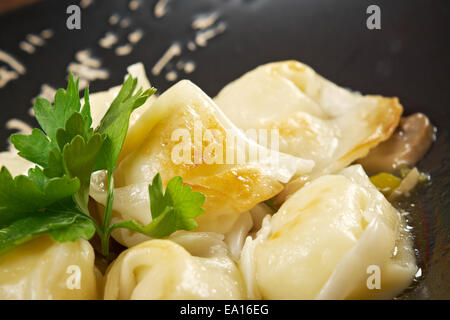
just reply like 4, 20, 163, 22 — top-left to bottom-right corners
165, 70, 178, 82
20, 31, 51, 55
78, 78, 90, 90
80, 0, 93, 9
176, 61, 196, 74
115, 44, 133, 56
120, 18, 130, 29
75, 50, 101, 68
99, 32, 118, 49
0, 67, 19, 88
187, 41, 197, 51
154, 0, 169, 18
0, 50, 26, 75
195, 22, 227, 47
31, 84, 57, 106
67, 63, 109, 81
192, 12, 219, 30
129, 0, 140, 11
19, 41, 35, 54
109, 14, 120, 26
40, 29, 54, 39
128, 29, 143, 44
0, 51, 25, 88
67, 51, 109, 91
151, 43, 181, 76
6, 119, 32, 135
183, 61, 196, 74
26, 34, 45, 47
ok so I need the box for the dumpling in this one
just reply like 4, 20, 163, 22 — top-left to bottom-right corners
0, 150, 34, 177
89, 63, 154, 128
88, 62, 157, 162
90, 79, 313, 247
224, 211, 253, 260
0, 63, 154, 179
240, 165, 417, 300
0, 236, 99, 300
103, 232, 246, 300
215, 61, 403, 201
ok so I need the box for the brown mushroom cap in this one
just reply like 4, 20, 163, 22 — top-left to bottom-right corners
358, 113, 435, 175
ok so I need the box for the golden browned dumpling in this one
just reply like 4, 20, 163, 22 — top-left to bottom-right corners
91, 78, 313, 247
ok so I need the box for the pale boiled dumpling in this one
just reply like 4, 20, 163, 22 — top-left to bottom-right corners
215, 61, 403, 201
0, 63, 154, 178
90, 79, 313, 247
0, 236, 99, 300
224, 211, 253, 260
103, 232, 246, 300
240, 165, 417, 300
1, 121, 34, 177
88, 62, 157, 162
225, 203, 274, 260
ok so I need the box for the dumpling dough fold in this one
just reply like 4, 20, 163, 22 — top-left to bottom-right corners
91, 78, 313, 247
103, 232, 246, 300
0, 236, 99, 300
240, 165, 416, 300
215, 61, 403, 201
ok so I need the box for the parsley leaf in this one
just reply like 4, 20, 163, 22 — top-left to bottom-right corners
10, 75, 92, 176
10, 129, 53, 168
0, 76, 101, 255
0, 167, 80, 228
56, 112, 94, 150
110, 174, 205, 239
0, 212, 94, 256
62, 134, 104, 213
0, 72, 206, 258
48, 215, 96, 243
93, 76, 155, 255
33, 75, 81, 143
95, 76, 156, 172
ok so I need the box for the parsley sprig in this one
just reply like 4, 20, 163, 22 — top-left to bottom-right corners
0, 74, 205, 256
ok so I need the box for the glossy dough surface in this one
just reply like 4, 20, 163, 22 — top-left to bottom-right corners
0, 236, 98, 300
91, 77, 313, 246
240, 165, 417, 300
215, 61, 403, 199
0, 60, 419, 301
103, 232, 245, 300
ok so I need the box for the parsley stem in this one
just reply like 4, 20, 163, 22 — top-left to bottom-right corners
100, 171, 115, 256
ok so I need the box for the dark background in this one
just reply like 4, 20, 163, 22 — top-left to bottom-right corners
0, 0, 448, 299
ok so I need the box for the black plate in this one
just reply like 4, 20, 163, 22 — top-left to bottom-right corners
0, 0, 449, 299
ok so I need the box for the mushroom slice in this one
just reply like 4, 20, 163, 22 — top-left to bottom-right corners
358, 113, 435, 175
